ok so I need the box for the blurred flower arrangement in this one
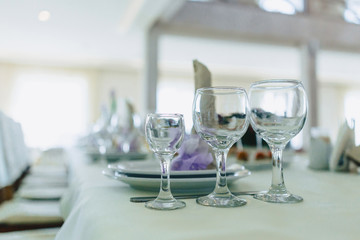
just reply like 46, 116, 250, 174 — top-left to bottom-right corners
80, 90, 144, 156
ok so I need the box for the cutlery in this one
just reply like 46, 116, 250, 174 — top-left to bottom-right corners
130, 190, 266, 203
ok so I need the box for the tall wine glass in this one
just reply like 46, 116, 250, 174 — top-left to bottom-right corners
249, 80, 307, 203
193, 87, 249, 207
145, 113, 186, 210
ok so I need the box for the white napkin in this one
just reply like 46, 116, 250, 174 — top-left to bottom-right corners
17, 165, 68, 200
329, 121, 355, 171
0, 200, 63, 225
29, 165, 67, 179
0, 227, 59, 240
21, 174, 68, 188
17, 186, 67, 201
118, 98, 135, 130
193, 59, 212, 92
169, 60, 216, 171
308, 128, 332, 170
346, 145, 360, 165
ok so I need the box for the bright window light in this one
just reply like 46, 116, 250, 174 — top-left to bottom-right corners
344, 1, 360, 24
258, 0, 304, 15
10, 71, 89, 149
157, 79, 194, 134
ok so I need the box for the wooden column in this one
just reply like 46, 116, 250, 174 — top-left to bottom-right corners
301, 40, 319, 148
142, 25, 159, 115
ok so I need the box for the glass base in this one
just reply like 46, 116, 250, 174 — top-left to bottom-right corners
254, 191, 303, 203
145, 198, 186, 210
196, 192, 247, 208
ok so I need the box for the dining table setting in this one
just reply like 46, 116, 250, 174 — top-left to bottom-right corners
54, 60, 360, 240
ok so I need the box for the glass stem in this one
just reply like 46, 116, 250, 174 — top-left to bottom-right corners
156, 153, 174, 200
269, 144, 287, 194
213, 149, 231, 196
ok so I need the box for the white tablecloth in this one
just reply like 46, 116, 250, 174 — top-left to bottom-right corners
55, 150, 360, 240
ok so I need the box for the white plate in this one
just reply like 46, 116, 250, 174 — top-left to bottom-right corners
103, 162, 250, 193
87, 151, 148, 161
108, 161, 246, 178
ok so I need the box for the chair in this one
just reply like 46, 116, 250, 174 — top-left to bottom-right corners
0, 112, 66, 234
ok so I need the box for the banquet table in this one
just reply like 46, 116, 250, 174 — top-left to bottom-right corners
55, 150, 360, 240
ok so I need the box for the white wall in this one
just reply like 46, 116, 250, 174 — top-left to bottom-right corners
1, 43, 360, 148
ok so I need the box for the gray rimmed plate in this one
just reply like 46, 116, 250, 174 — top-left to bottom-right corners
103, 161, 250, 193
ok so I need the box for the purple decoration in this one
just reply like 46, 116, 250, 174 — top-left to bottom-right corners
171, 134, 214, 171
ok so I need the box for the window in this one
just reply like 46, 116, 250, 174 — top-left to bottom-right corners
257, 0, 304, 15
318, 50, 360, 144
157, 79, 194, 133
344, 0, 360, 24
10, 70, 89, 148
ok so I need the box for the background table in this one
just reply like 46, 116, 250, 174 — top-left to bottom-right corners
55, 150, 360, 240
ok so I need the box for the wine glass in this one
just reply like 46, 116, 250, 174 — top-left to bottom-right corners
248, 79, 307, 203
145, 113, 186, 210
193, 87, 249, 207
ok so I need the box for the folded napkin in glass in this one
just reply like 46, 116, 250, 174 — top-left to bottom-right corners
329, 121, 355, 172
345, 145, 360, 173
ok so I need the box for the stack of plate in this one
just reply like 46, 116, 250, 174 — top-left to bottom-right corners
103, 161, 251, 193
87, 150, 148, 162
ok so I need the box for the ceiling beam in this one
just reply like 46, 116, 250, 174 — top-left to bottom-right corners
156, 1, 360, 52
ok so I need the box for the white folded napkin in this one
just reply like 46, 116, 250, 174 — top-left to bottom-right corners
16, 186, 67, 201
0, 200, 63, 225
169, 60, 215, 171
0, 227, 59, 240
38, 148, 68, 167
118, 98, 135, 130
29, 165, 67, 179
346, 145, 360, 165
329, 121, 355, 171
193, 59, 212, 92
21, 175, 68, 188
